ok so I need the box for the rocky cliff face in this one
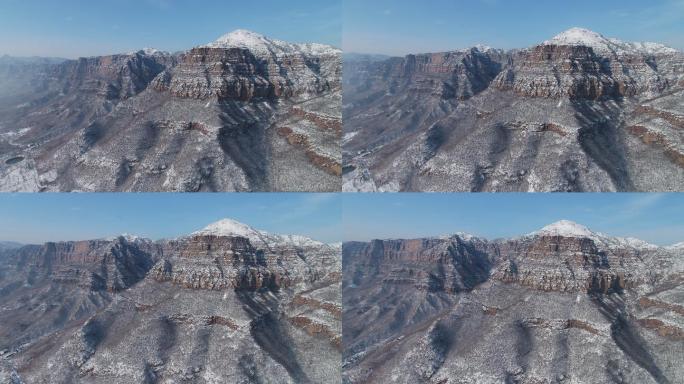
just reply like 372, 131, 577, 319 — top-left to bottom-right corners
7, 237, 157, 292
0, 219, 341, 383
345, 48, 505, 102
492, 44, 674, 99
152, 43, 337, 101
0, 30, 341, 192
54, 52, 173, 100
343, 28, 684, 192
343, 221, 683, 383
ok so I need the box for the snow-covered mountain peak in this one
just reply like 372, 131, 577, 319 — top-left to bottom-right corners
526, 220, 660, 251
192, 218, 327, 248
202, 29, 340, 57
208, 29, 272, 50
473, 44, 494, 53
224, 29, 264, 39
543, 27, 677, 55
534, 220, 595, 238
545, 28, 606, 47
192, 218, 259, 238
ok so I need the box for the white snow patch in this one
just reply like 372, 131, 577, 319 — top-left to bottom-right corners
0, 127, 31, 139
0, 160, 41, 192
103, 233, 145, 242
127, 47, 170, 56
473, 44, 494, 52
343, 131, 359, 142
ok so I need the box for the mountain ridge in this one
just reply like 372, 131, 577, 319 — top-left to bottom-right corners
353, 27, 680, 58
349, 220, 667, 249
1, 217, 337, 247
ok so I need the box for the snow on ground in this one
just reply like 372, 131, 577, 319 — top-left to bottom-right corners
343, 131, 359, 143
0, 161, 41, 192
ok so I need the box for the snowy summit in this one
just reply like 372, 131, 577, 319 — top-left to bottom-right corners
527, 220, 657, 250
202, 29, 340, 57
534, 220, 595, 238
193, 218, 261, 238
543, 27, 677, 55
192, 218, 327, 247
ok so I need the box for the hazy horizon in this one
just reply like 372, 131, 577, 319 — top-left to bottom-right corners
0, 0, 341, 59
343, 0, 684, 56
342, 194, 684, 246
0, 193, 342, 244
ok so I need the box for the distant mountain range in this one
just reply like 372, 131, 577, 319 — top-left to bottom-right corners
0, 30, 341, 192
343, 220, 683, 383
342, 53, 393, 62
343, 28, 684, 192
0, 241, 23, 251
0, 218, 341, 383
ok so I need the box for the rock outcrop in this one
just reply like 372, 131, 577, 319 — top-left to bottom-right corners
54, 52, 173, 100
3, 236, 157, 292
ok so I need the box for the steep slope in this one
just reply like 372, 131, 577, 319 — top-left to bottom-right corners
343, 221, 683, 383
0, 219, 341, 383
0, 30, 341, 192
343, 28, 684, 192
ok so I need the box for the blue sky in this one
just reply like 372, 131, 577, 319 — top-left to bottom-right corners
343, 194, 684, 246
344, 0, 684, 55
0, 193, 341, 243
0, 0, 341, 58
1, 193, 681, 245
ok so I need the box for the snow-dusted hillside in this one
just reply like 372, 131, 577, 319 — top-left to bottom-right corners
192, 218, 329, 248
543, 27, 678, 55
202, 29, 340, 57
525, 219, 658, 250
